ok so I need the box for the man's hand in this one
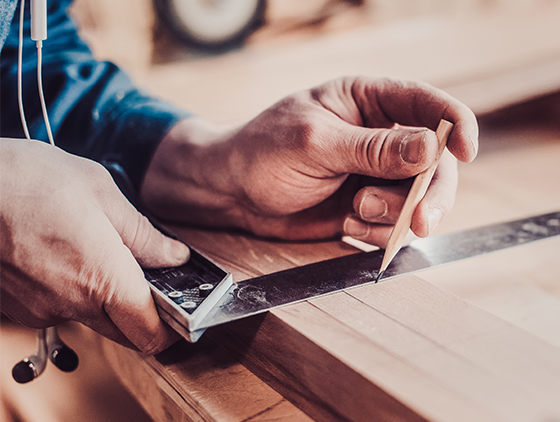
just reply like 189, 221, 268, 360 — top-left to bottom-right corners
0, 139, 190, 354
141, 77, 478, 247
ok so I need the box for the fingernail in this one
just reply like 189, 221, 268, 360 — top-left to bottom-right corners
400, 131, 425, 164
360, 193, 387, 220
166, 239, 190, 265
427, 208, 443, 234
344, 216, 369, 238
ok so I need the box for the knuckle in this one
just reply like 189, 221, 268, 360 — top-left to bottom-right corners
139, 334, 166, 355
124, 214, 154, 252
357, 129, 389, 175
294, 119, 319, 147
84, 161, 116, 193
437, 197, 454, 215
100, 261, 168, 355
278, 91, 307, 112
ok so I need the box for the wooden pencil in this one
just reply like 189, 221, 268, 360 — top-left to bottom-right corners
376, 119, 454, 282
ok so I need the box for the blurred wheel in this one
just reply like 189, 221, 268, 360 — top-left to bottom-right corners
154, 0, 267, 51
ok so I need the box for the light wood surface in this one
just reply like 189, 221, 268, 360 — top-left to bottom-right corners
100, 329, 313, 422
214, 275, 560, 422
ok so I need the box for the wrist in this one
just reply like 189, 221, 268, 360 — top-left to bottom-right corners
140, 118, 247, 229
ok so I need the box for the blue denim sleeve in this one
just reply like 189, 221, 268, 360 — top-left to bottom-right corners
0, 0, 191, 193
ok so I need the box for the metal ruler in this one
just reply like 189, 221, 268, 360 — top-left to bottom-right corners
146, 211, 560, 342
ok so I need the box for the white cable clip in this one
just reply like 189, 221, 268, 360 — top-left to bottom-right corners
30, 0, 47, 42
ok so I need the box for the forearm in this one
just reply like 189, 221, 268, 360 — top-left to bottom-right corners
0, 0, 189, 192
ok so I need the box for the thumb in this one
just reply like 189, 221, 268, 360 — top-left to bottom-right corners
101, 183, 190, 269
331, 124, 441, 179
119, 212, 190, 269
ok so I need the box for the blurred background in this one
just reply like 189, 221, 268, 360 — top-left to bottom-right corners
68, 0, 560, 126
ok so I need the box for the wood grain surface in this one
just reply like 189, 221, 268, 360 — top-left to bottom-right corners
213, 275, 560, 422
134, 97, 560, 421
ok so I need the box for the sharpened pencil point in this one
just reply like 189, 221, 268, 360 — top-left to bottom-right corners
373, 119, 453, 285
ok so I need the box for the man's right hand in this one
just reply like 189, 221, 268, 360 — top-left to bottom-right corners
0, 138, 190, 354
141, 77, 478, 247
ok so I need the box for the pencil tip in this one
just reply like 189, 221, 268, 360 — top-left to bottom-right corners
375, 270, 385, 283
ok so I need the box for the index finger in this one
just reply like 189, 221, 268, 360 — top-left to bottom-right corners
350, 77, 479, 163
102, 244, 180, 354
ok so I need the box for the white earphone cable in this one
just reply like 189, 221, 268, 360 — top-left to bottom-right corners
18, 0, 55, 146
17, 0, 31, 139
36, 40, 55, 146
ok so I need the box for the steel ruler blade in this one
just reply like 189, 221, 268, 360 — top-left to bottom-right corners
195, 211, 560, 332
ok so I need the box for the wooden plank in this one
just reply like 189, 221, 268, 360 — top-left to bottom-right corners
442, 56, 560, 115
420, 97, 560, 349
134, 218, 560, 422
421, 238, 560, 347
214, 275, 560, 422
100, 329, 313, 422
345, 279, 560, 410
